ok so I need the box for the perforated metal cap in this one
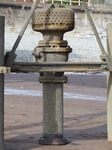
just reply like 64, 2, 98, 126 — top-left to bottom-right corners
32, 7, 74, 32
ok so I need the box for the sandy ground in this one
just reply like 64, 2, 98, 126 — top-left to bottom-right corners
4, 72, 112, 150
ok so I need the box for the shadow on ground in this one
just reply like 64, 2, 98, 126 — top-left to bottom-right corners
5, 111, 107, 150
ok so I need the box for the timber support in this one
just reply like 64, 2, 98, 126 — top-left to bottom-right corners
0, 16, 11, 150
107, 23, 112, 141
0, 16, 5, 150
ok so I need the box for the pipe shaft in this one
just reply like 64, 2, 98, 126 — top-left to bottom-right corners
43, 83, 63, 138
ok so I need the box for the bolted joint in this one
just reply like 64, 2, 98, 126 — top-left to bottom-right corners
100, 52, 112, 71
33, 47, 43, 61
33, 41, 72, 62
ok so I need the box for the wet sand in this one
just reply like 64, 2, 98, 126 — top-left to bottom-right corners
4, 73, 112, 150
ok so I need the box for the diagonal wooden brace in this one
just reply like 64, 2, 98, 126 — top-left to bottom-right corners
5, 0, 39, 67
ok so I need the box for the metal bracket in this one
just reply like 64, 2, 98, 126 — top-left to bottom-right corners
0, 66, 11, 74
5, 51, 17, 67
11, 62, 107, 73
100, 52, 112, 71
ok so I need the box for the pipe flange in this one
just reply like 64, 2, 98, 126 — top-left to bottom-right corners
38, 40, 68, 46
38, 76, 68, 83
39, 137, 69, 145
34, 46, 72, 54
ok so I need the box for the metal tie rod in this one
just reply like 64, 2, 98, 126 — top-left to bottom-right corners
5, 0, 40, 67
11, 62, 107, 72
82, 0, 106, 55
82, 0, 112, 71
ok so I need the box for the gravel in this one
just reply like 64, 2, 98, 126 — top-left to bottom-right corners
5, 24, 107, 62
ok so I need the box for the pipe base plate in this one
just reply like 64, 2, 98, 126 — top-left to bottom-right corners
39, 137, 69, 145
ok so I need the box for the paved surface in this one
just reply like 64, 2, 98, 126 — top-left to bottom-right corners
4, 72, 112, 150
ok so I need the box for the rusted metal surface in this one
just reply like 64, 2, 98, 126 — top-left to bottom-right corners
12, 62, 107, 73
